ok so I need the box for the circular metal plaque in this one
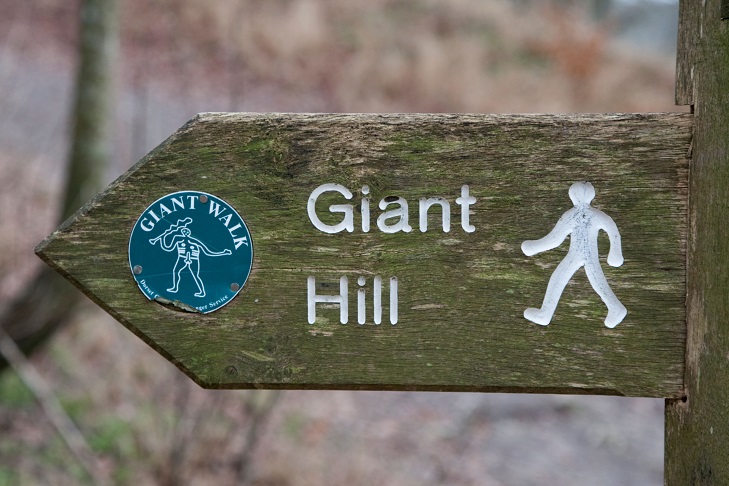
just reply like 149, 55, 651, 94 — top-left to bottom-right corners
128, 191, 253, 313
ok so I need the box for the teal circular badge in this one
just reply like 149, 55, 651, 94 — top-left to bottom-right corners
128, 191, 253, 313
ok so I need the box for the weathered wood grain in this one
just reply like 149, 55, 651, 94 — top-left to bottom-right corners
665, 0, 729, 482
675, 0, 699, 105
37, 113, 691, 397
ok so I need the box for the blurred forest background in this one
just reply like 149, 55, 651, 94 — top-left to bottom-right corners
0, 0, 685, 484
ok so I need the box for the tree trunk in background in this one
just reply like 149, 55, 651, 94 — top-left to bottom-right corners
0, 0, 117, 369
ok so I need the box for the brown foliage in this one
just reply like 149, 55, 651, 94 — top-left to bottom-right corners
0, 0, 680, 484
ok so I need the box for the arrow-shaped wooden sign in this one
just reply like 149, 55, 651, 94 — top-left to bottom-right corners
37, 112, 691, 396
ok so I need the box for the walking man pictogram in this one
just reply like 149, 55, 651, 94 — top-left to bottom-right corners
522, 182, 627, 328
150, 219, 231, 298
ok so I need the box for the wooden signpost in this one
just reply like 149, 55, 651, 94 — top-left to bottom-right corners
34, 0, 729, 482
37, 113, 691, 395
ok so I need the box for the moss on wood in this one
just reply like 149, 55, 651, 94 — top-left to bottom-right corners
37, 113, 691, 397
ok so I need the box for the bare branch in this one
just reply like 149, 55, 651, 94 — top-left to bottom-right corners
0, 325, 109, 485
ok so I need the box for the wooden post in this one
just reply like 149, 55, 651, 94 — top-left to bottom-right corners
665, 0, 729, 483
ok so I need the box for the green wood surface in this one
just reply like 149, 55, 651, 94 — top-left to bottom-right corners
675, 0, 699, 106
37, 113, 690, 396
665, 0, 729, 482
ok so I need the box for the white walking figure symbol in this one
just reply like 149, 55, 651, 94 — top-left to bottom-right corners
522, 182, 627, 328
150, 219, 231, 298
